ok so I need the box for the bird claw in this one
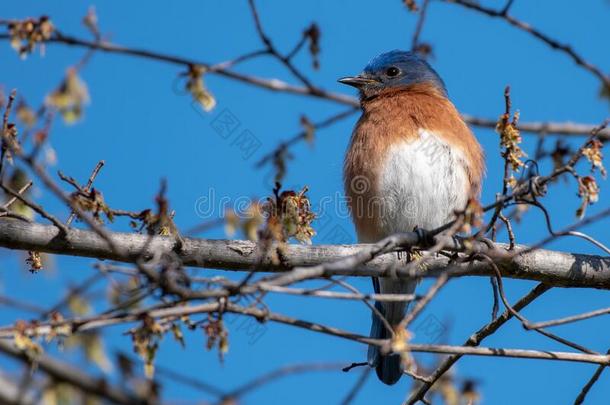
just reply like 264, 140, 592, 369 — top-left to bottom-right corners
395, 249, 427, 273
409, 250, 424, 262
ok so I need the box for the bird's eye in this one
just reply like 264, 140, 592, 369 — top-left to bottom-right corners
386, 67, 400, 77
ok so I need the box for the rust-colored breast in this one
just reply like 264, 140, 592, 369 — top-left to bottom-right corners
343, 83, 485, 242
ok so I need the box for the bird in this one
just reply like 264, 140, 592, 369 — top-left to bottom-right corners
339, 50, 485, 385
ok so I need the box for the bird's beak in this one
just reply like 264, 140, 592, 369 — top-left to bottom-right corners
338, 75, 378, 89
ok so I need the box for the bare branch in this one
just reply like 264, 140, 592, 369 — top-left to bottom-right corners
2, 180, 33, 210
65, 159, 105, 225
339, 368, 371, 405
0, 221, 608, 289
222, 363, 344, 401
444, 0, 610, 91
462, 114, 610, 140
0, 183, 68, 235
573, 350, 610, 405
411, 0, 431, 52
406, 283, 551, 404
1, 299, 608, 371
529, 307, 610, 329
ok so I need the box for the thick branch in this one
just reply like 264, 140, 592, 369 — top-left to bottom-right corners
0, 221, 608, 288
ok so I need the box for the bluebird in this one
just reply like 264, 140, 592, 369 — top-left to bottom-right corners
340, 50, 485, 385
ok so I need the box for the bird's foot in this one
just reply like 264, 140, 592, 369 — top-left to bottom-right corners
409, 250, 428, 272
395, 249, 427, 272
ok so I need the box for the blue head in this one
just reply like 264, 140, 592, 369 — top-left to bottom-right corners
338, 50, 446, 99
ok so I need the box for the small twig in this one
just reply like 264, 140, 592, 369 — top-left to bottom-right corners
286, 34, 308, 61
498, 211, 516, 249
1, 90, 15, 134
411, 0, 431, 52
406, 283, 551, 404
256, 107, 358, 167
483, 254, 597, 355
0, 89, 17, 179
489, 276, 499, 320
404, 367, 433, 384
339, 367, 371, 405
334, 278, 394, 335
444, 0, 610, 91
404, 343, 610, 365
0, 295, 46, 314
573, 349, 610, 405
485, 86, 514, 234
528, 200, 610, 256
2, 180, 33, 209
247, 0, 314, 88
529, 307, 610, 329
41, 272, 105, 319
461, 115, 610, 139
222, 363, 344, 401
64, 160, 105, 225
399, 272, 449, 330
260, 284, 419, 302
109, 353, 221, 400
520, 205, 610, 256
500, 0, 515, 15
208, 49, 270, 72
566, 119, 610, 169
0, 183, 68, 235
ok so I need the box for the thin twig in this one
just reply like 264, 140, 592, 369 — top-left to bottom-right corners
0, 183, 68, 235
529, 307, 610, 329
573, 350, 610, 405
222, 363, 344, 401
256, 107, 358, 167
339, 368, 371, 405
483, 254, 597, 355
406, 283, 551, 404
260, 284, 418, 302
444, 0, 610, 90
65, 160, 105, 225
411, 0, 431, 51
2, 180, 33, 209
399, 273, 449, 330
247, 0, 314, 88
0, 89, 17, 179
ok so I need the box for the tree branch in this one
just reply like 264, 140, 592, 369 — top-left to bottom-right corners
0, 220, 608, 289
406, 283, 551, 404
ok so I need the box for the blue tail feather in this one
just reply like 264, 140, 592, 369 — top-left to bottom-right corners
368, 277, 415, 385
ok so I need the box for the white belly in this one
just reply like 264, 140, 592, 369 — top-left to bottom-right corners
377, 129, 469, 235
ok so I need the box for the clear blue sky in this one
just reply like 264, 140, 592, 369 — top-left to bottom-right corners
2, 1, 609, 404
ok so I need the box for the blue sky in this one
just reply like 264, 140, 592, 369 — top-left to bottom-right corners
1, 1, 609, 404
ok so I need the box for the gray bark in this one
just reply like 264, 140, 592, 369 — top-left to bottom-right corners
0, 220, 608, 289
